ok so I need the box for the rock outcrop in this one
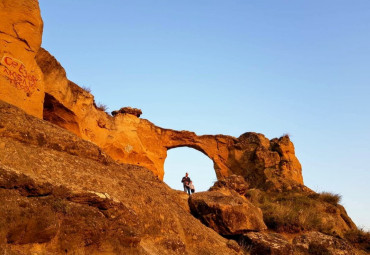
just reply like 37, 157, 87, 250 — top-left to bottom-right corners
0, 0, 44, 118
293, 231, 355, 255
210, 174, 250, 195
112, 107, 142, 117
0, 100, 241, 255
238, 232, 294, 255
189, 190, 267, 235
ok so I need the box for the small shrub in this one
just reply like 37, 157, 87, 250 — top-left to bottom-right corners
96, 102, 108, 112
317, 192, 341, 205
81, 86, 91, 93
281, 133, 290, 138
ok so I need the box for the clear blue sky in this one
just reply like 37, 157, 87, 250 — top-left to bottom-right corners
39, 1, 370, 230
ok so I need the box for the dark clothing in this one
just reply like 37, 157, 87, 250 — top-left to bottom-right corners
185, 186, 191, 195
181, 176, 191, 185
181, 176, 191, 194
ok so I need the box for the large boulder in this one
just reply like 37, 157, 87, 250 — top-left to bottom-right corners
0, 0, 44, 118
188, 190, 267, 235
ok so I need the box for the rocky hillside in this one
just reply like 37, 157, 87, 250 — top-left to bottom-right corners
0, 100, 240, 254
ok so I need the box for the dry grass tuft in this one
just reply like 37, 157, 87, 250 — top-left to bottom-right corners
344, 228, 370, 252
316, 192, 341, 205
81, 86, 91, 93
245, 190, 343, 235
95, 102, 108, 112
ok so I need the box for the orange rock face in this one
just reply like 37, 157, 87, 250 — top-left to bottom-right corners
0, 0, 44, 118
0, 0, 304, 191
36, 48, 304, 191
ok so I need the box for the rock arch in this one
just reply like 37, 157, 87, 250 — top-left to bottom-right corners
35, 48, 304, 191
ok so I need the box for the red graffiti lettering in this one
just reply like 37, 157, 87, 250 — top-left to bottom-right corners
1, 56, 38, 96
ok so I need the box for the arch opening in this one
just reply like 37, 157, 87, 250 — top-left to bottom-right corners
163, 147, 217, 192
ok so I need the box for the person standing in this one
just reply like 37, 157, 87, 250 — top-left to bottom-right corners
181, 172, 191, 195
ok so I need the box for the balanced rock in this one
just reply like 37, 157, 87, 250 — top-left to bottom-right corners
112, 107, 142, 117
189, 190, 267, 235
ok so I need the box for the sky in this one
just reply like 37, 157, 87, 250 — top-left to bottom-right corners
39, 1, 370, 230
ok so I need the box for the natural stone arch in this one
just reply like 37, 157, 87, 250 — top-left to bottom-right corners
164, 146, 217, 191
36, 48, 305, 191
166, 145, 218, 184
161, 130, 236, 180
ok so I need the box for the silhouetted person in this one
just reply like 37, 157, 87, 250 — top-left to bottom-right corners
181, 172, 191, 195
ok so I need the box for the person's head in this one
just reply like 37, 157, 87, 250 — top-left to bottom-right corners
185, 172, 188, 177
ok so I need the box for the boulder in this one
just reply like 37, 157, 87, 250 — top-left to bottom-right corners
210, 174, 249, 195
293, 231, 355, 255
189, 190, 267, 235
239, 232, 294, 255
112, 107, 142, 117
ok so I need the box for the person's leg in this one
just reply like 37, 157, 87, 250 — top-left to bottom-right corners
187, 187, 191, 195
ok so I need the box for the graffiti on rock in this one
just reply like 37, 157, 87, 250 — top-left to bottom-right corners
1, 56, 38, 96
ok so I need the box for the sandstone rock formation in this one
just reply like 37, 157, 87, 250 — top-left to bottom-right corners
189, 190, 267, 235
35, 48, 304, 191
210, 174, 250, 195
0, 0, 44, 118
1, 1, 368, 254
0, 100, 241, 255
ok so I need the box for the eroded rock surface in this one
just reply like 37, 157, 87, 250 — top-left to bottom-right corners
293, 231, 355, 255
189, 190, 267, 235
238, 232, 294, 255
0, 100, 241, 255
210, 174, 250, 195
0, 0, 44, 118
